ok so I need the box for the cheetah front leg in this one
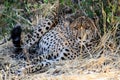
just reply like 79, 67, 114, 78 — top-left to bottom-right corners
12, 59, 56, 75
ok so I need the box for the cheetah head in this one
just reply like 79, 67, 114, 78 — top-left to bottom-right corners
70, 16, 100, 42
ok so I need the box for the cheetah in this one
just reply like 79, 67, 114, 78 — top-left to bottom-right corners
10, 15, 100, 75
9, 3, 100, 76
